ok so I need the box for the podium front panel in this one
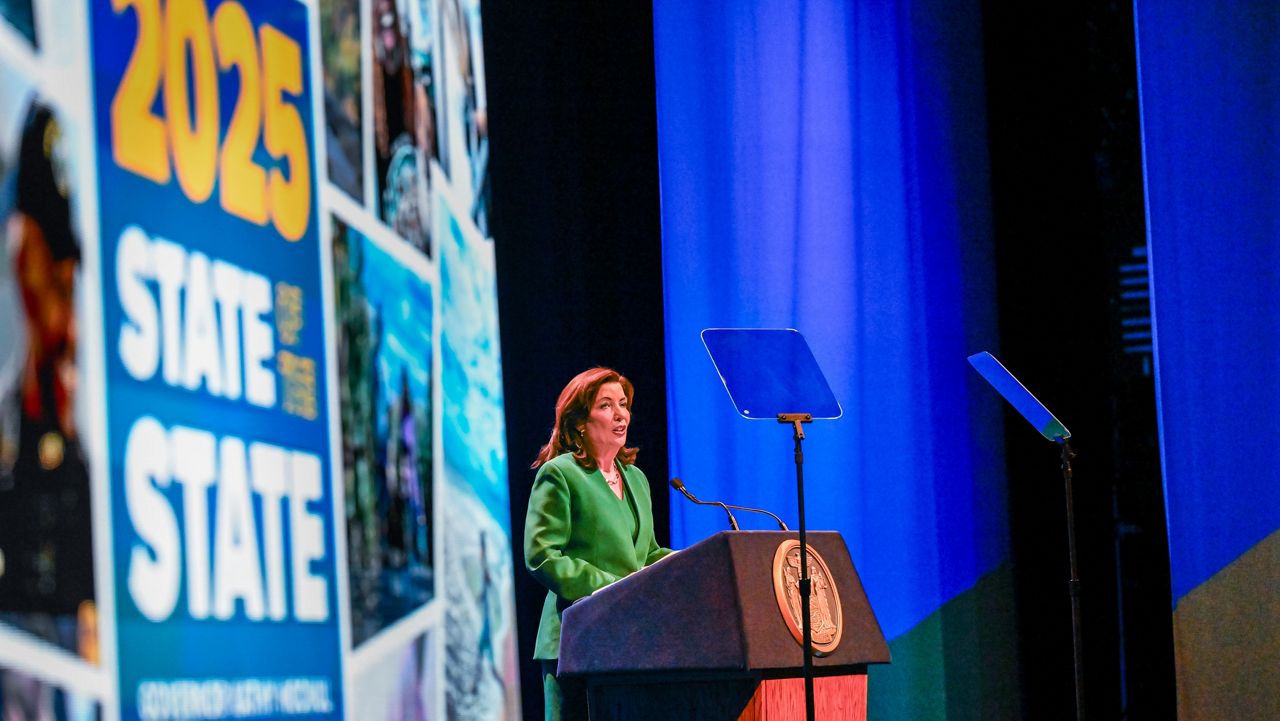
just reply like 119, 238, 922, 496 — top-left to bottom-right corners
559, 531, 889, 677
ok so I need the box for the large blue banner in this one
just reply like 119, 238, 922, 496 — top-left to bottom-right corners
1135, 1, 1280, 716
653, 1, 1015, 717
89, 0, 343, 717
1135, 0, 1280, 604
654, 0, 1005, 640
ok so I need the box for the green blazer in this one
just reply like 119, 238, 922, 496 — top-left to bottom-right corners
524, 452, 672, 660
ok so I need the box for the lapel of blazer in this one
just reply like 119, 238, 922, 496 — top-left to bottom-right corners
620, 463, 645, 555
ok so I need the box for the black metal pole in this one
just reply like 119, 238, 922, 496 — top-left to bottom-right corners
780, 414, 815, 721
1060, 438, 1085, 721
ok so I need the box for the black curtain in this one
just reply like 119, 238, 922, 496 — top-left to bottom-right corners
483, 3, 669, 719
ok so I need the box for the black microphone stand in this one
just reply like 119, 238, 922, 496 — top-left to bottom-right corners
966, 351, 1083, 720
778, 412, 815, 721
1060, 438, 1085, 721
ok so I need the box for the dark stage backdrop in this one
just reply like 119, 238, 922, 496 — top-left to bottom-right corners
652, 2, 1019, 719
981, 2, 1177, 718
1135, 2, 1280, 718
483, 3, 670, 720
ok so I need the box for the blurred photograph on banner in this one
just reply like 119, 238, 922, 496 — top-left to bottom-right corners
436, 168, 517, 720
434, 0, 487, 236
0, 65, 98, 665
330, 215, 437, 647
371, 0, 435, 255
320, 0, 364, 203
351, 626, 441, 721
0, 666, 100, 721
0, 0, 36, 47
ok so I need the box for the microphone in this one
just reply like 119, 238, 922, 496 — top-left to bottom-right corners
671, 478, 790, 531
670, 478, 739, 531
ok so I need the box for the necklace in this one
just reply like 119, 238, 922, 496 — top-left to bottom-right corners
603, 464, 621, 488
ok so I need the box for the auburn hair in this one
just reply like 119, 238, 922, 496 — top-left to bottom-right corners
532, 367, 638, 470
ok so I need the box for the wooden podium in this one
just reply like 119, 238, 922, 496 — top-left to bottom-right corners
559, 531, 890, 720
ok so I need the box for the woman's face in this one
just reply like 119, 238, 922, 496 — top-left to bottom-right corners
580, 381, 629, 460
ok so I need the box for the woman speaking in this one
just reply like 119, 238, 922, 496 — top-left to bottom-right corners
524, 368, 672, 721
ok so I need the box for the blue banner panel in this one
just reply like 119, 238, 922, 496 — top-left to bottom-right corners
1135, 0, 1280, 603
653, 0, 1007, 642
89, 0, 343, 718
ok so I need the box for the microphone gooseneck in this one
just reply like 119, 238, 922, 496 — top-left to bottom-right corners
723, 501, 789, 531
671, 478, 789, 531
670, 478, 740, 531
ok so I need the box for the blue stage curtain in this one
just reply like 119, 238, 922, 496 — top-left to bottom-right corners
653, 2, 1014, 716
1136, 2, 1280, 716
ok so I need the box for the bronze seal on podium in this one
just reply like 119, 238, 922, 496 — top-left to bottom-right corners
772, 540, 843, 656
